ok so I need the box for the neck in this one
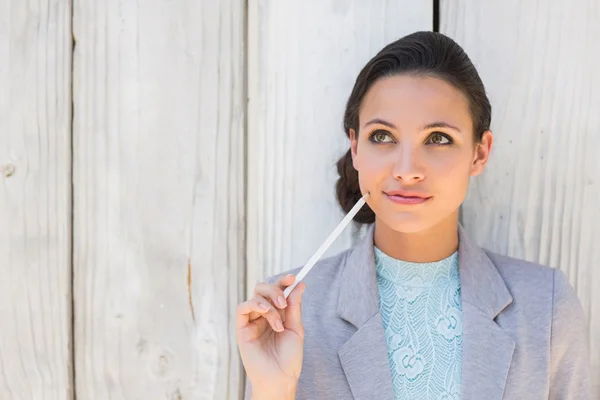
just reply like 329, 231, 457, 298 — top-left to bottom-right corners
373, 212, 459, 263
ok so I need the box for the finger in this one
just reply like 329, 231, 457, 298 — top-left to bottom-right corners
249, 295, 286, 333
274, 273, 296, 289
254, 281, 289, 310
235, 297, 271, 329
238, 317, 268, 342
274, 274, 297, 321
275, 274, 298, 321
282, 282, 307, 337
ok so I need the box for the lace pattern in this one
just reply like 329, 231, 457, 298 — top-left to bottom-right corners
375, 246, 463, 400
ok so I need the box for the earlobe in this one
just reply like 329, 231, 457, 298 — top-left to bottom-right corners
470, 130, 493, 176
351, 147, 359, 171
470, 146, 486, 176
350, 129, 359, 170
470, 157, 483, 176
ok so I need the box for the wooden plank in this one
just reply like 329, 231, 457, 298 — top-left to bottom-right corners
72, 1, 246, 398
0, 0, 73, 399
441, 1, 600, 396
246, 0, 432, 292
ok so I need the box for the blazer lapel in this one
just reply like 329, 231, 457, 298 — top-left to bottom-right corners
337, 223, 395, 399
457, 224, 515, 400
335, 223, 515, 400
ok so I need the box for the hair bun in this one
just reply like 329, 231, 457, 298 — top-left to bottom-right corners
335, 149, 375, 224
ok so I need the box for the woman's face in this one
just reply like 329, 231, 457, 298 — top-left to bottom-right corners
350, 74, 492, 233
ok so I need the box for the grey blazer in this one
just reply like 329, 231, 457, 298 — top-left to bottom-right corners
244, 223, 592, 399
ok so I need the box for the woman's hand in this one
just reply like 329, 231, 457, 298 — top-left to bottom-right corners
236, 274, 307, 396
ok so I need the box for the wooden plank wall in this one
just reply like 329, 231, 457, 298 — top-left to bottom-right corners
441, 2, 600, 397
0, 0, 73, 399
0, 0, 597, 399
72, 1, 245, 399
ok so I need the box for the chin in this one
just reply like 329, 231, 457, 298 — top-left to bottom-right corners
378, 216, 435, 233
377, 213, 440, 234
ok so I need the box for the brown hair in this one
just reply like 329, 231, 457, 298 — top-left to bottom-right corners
335, 31, 492, 223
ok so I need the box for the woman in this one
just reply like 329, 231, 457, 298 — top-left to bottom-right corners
235, 31, 591, 399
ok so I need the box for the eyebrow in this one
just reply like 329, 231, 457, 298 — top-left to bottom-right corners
364, 118, 397, 130
364, 118, 463, 133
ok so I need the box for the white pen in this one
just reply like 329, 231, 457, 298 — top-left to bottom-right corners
283, 191, 371, 298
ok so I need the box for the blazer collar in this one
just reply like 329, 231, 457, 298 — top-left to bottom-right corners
336, 223, 515, 400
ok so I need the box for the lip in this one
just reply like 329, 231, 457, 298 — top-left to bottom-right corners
384, 190, 431, 205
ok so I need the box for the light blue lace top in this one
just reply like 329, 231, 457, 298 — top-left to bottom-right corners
374, 246, 463, 400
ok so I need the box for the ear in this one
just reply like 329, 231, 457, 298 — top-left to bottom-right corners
470, 130, 493, 177
349, 129, 359, 171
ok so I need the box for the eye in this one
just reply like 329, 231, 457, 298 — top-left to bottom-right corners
368, 130, 394, 144
426, 132, 453, 145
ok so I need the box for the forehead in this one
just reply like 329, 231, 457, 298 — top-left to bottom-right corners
359, 74, 472, 129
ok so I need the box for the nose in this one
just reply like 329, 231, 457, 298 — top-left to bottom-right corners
392, 145, 425, 183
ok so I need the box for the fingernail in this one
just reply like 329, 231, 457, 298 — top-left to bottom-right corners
259, 302, 270, 311
275, 320, 284, 331
277, 296, 287, 308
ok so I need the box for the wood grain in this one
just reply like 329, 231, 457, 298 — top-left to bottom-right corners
3, 1, 596, 397
0, 0, 73, 398
246, 0, 432, 292
72, 1, 246, 398
441, 1, 600, 396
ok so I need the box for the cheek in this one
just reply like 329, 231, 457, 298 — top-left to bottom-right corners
427, 147, 472, 172
426, 150, 472, 193
356, 152, 389, 184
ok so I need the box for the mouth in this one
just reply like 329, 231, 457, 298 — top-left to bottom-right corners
384, 190, 432, 205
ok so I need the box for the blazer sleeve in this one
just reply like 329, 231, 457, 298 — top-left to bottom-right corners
548, 267, 592, 400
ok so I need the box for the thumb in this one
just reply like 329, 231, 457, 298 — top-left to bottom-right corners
283, 281, 306, 336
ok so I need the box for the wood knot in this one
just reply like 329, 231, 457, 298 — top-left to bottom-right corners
1, 163, 16, 178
